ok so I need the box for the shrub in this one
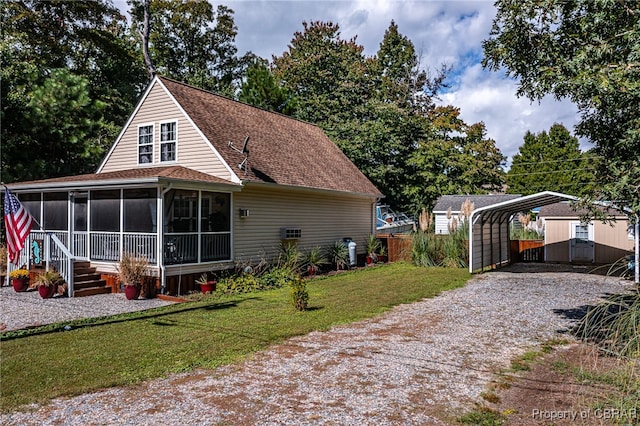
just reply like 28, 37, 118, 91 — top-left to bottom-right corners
261, 267, 297, 288
328, 241, 349, 270
277, 241, 302, 272
576, 293, 640, 358
411, 232, 441, 267
290, 277, 309, 311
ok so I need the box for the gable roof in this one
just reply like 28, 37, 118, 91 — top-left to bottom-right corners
433, 194, 521, 212
157, 77, 382, 197
538, 201, 627, 218
7, 166, 239, 191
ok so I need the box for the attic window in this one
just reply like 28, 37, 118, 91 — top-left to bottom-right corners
160, 121, 177, 162
138, 124, 154, 164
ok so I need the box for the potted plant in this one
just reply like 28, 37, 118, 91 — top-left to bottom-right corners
117, 253, 149, 300
33, 270, 64, 299
366, 234, 381, 265
303, 246, 328, 276
9, 268, 30, 292
195, 273, 217, 293
377, 245, 388, 263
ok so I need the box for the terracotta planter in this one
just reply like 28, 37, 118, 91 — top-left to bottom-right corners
200, 281, 217, 293
12, 278, 29, 292
124, 284, 141, 300
366, 256, 373, 265
38, 285, 56, 299
307, 266, 316, 276
378, 255, 388, 263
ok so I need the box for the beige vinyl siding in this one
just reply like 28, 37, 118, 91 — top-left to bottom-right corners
233, 184, 376, 263
544, 217, 632, 263
100, 81, 233, 180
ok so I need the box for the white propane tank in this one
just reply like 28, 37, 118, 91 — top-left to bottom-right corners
344, 238, 357, 266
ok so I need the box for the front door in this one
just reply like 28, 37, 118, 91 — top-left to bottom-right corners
570, 222, 594, 263
72, 193, 89, 259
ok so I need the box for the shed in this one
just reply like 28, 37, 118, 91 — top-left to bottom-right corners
433, 194, 521, 234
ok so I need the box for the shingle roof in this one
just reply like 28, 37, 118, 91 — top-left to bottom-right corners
538, 202, 625, 217
159, 77, 382, 197
7, 166, 237, 188
433, 194, 521, 212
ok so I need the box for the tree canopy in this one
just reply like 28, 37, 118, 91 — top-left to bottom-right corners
506, 124, 597, 196
483, 0, 640, 214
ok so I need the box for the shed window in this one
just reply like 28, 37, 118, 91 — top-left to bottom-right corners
138, 125, 154, 164
160, 122, 176, 162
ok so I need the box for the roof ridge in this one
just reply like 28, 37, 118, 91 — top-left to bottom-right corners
157, 75, 319, 129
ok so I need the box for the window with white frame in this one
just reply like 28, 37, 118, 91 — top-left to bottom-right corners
160, 121, 177, 162
138, 124, 154, 164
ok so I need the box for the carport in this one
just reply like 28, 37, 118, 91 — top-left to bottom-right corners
467, 191, 578, 273
468, 191, 639, 284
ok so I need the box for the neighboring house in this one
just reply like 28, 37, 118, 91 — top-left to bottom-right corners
433, 194, 521, 234
5, 76, 382, 296
539, 202, 633, 264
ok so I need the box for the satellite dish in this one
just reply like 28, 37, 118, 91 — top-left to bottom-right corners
241, 136, 250, 154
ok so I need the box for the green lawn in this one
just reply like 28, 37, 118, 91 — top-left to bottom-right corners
0, 263, 470, 412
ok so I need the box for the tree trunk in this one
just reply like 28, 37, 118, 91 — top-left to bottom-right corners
139, 0, 155, 81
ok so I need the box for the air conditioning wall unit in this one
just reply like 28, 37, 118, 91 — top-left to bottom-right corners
280, 227, 302, 240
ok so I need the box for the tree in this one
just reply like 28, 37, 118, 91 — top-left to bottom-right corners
483, 0, 640, 214
1, 0, 144, 182
407, 106, 505, 210
129, 1, 253, 96
272, 21, 372, 126
238, 60, 297, 115
506, 124, 597, 196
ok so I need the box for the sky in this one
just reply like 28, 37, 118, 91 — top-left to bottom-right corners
116, 0, 590, 165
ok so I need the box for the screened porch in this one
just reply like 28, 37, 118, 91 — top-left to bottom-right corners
17, 187, 233, 271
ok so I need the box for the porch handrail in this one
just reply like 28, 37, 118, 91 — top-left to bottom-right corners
47, 232, 75, 298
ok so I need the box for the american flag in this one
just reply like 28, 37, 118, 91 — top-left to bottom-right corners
4, 188, 33, 264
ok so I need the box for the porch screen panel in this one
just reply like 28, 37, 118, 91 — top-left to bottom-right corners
20, 193, 42, 226
124, 188, 156, 232
90, 190, 120, 231
43, 192, 68, 230
90, 190, 120, 261
201, 192, 231, 261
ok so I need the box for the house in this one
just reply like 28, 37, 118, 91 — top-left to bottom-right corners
5, 76, 382, 296
539, 202, 633, 264
433, 194, 521, 234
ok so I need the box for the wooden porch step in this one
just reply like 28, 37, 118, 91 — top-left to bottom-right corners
73, 286, 112, 297
74, 278, 108, 290
74, 272, 102, 283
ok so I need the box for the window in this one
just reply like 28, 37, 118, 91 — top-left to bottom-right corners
138, 124, 154, 164
160, 121, 176, 162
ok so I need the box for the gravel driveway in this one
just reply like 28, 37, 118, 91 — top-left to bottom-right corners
1, 265, 634, 425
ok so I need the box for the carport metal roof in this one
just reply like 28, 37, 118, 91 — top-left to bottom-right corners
468, 191, 578, 273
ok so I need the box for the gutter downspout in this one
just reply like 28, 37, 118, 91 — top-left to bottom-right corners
159, 183, 173, 294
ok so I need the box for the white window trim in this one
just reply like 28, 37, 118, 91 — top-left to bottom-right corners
159, 119, 178, 163
137, 123, 155, 165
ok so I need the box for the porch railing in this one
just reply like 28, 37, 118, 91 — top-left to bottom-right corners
164, 232, 231, 264
90, 232, 157, 263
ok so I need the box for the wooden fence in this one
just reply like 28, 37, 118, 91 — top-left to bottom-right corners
510, 239, 544, 262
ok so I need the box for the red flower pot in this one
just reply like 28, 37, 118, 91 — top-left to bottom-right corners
200, 281, 217, 293
124, 284, 141, 300
12, 278, 29, 292
38, 285, 56, 299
